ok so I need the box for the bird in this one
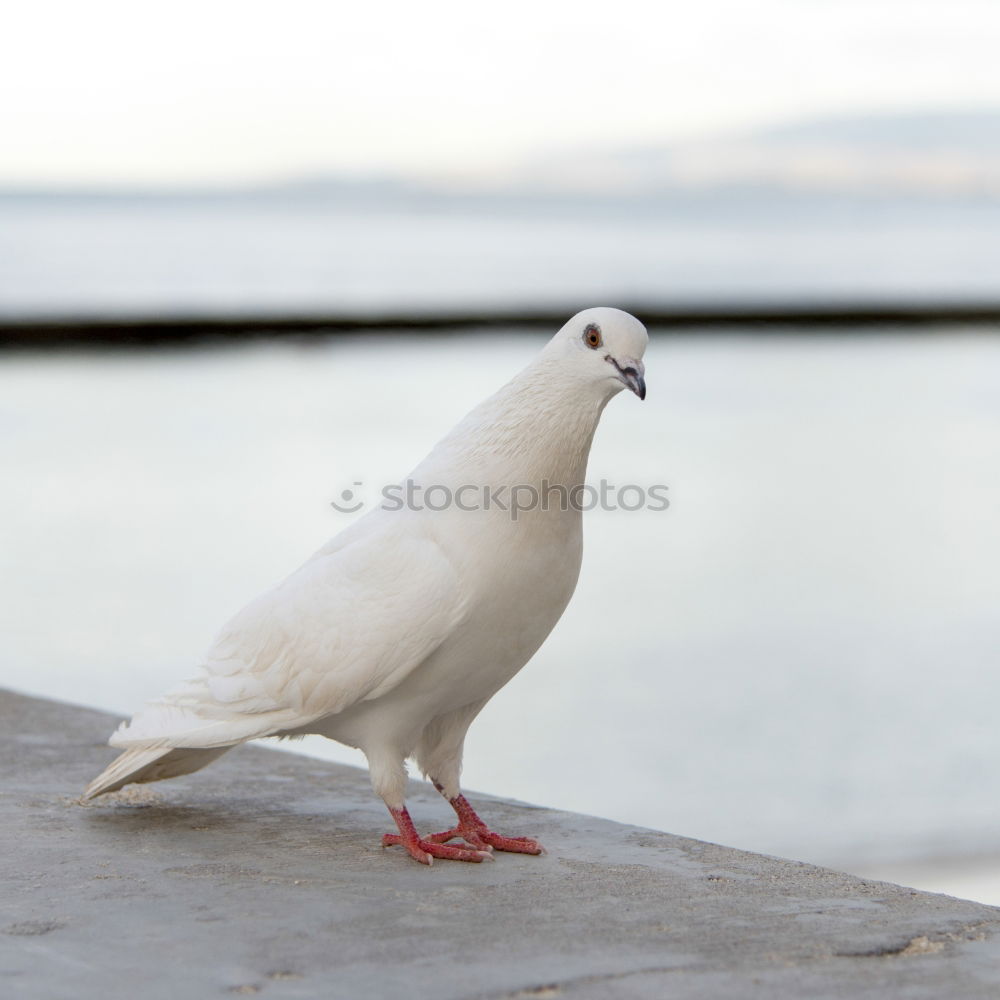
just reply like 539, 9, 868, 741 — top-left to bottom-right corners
85, 307, 648, 865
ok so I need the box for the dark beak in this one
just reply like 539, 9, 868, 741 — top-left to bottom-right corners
625, 369, 647, 400
609, 358, 647, 400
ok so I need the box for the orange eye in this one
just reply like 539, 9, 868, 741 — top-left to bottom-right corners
583, 324, 602, 349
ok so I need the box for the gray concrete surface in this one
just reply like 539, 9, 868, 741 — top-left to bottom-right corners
3, 688, 1000, 1000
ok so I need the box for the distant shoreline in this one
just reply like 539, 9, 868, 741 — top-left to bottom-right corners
2, 302, 999, 349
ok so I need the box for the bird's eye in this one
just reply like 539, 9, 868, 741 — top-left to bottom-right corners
583, 324, 602, 349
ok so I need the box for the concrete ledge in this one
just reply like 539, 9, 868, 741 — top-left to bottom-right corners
3, 688, 1000, 999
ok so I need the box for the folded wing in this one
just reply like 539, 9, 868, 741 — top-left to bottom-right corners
110, 517, 466, 750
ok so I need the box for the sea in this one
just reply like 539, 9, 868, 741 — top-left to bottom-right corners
4, 188, 1000, 316
2, 191, 999, 903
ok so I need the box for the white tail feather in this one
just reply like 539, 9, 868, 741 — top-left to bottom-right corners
108, 701, 309, 750
84, 746, 232, 799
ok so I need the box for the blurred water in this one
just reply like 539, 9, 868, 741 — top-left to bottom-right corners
2, 330, 999, 896
3, 195, 1000, 315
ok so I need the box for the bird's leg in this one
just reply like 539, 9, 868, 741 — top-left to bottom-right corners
425, 784, 545, 855
370, 748, 490, 864
381, 804, 493, 865
413, 709, 542, 854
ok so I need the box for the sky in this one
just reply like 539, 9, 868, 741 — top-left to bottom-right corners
3, 0, 1000, 186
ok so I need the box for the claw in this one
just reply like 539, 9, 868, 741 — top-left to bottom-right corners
383, 801, 544, 865
383, 807, 490, 864
434, 793, 547, 856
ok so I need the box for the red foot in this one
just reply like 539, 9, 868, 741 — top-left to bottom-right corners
382, 806, 491, 865
427, 793, 545, 855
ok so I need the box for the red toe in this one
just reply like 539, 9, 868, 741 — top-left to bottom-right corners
444, 795, 546, 855
478, 831, 544, 855
383, 807, 491, 864
425, 826, 493, 851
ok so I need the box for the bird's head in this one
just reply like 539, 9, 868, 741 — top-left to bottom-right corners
546, 307, 648, 401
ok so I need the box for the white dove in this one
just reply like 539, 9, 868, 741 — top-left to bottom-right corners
85, 307, 648, 864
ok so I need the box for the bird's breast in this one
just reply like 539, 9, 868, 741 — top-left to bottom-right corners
406, 512, 584, 708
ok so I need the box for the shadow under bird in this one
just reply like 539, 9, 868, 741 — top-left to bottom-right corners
85, 307, 649, 864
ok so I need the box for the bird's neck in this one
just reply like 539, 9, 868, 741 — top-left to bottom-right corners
423, 358, 614, 488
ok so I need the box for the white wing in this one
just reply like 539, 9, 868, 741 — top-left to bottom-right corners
111, 514, 467, 749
